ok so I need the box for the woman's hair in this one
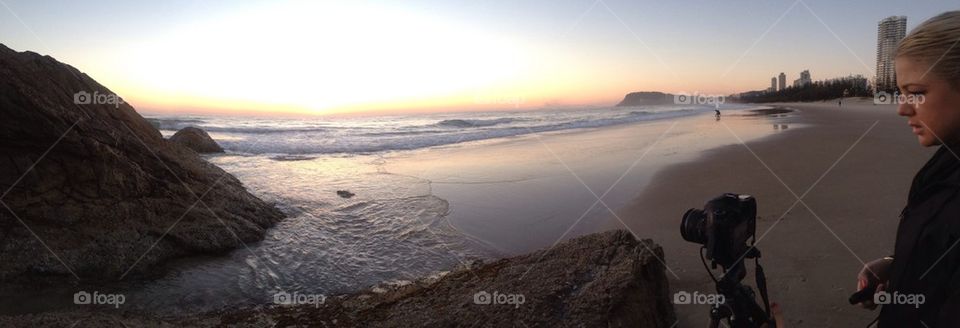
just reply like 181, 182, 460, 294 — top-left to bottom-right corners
897, 11, 960, 85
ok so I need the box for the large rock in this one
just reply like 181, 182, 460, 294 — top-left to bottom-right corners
169, 127, 224, 153
250, 229, 678, 327
0, 230, 677, 327
616, 91, 675, 106
0, 44, 284, 281
289, 229, 676, 327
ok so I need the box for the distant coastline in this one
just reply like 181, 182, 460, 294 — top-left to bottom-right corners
615, 91, 676, 107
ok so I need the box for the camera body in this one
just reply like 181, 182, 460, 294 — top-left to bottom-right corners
681, 193, 757, 268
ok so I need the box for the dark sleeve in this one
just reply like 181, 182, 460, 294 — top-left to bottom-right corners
938, 265, 960, 326
937, 192, 960, 325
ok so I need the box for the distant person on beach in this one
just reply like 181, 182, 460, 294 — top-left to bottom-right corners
853, 11, 960, 327
715, 109, 721, 120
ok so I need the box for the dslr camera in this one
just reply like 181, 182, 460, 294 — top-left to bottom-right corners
680, 193, 773, 328
681, 193, 757, 269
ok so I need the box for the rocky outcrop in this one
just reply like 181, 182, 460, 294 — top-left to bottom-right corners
169, 127, 224, 153
0, 44, 284, 281
238, 229, 678, 327
616, 91, 675, 106
0, 230, 676, 327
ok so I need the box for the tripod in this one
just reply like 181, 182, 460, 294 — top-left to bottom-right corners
703, 247, 776, 328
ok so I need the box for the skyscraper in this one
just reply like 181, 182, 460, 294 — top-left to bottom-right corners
771, 77, 777, 92
778, 72, 786, 91
793, 69, 812, 88
876, 16, 907, 92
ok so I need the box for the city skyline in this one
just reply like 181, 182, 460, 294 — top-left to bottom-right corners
756, 14, 907, 95
1, 0, 954, 115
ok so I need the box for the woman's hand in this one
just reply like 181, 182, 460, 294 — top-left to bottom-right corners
759, 302, 785, 328
856, 257, 894, 310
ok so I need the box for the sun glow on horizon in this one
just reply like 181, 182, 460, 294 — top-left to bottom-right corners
102, 2, 552, 114
61, 1, 781, 115
61, 0, 842, 116
9, 0, 945, 115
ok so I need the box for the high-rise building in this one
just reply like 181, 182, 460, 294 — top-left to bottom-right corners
876, 16, 907, 92
778, 72, 786, 91
770, 77, 777, 92
793, 69, 812, 88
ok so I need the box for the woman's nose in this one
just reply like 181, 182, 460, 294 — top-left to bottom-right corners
897, 102, 915, 116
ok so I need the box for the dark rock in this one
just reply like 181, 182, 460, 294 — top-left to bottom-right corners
214, 230, 676, 326
616, 91, 675, 106
0, 43, 284, 281
0, 230, 676, 327
336, 190, 355, 198
169, 127, 224, 153
0, 311, 179, 328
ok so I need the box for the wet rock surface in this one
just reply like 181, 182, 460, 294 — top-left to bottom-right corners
169, 127, 224, 153
0, 43, 284, 281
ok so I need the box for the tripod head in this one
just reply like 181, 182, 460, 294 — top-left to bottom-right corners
703, 246, 775, 328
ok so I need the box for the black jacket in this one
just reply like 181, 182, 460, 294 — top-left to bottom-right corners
880, 145, 960, 327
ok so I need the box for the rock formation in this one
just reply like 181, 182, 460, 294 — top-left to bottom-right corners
169, 127, 224, 153
0, 230, 677, 327
0, 44, 284, 281
616, 91, 676, 107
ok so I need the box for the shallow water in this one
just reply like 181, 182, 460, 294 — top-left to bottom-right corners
116, 154, 498, 315
0, 153, 497, 316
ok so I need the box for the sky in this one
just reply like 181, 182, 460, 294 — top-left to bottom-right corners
1, 0, 956, 115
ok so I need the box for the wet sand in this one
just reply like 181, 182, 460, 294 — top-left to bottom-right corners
610, 98, 933, 327
383, 106, 793, 256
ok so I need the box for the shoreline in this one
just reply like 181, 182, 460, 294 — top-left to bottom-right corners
608, 98, 932, 327
0, 104, 799, 321
0, 104, 792, 318
383, 105, 794, 256
0, 106, 804, 322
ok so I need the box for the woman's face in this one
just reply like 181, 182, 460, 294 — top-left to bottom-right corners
895, 56, 960, 147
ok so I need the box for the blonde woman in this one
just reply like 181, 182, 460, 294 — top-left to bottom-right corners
855, 11, 960, 327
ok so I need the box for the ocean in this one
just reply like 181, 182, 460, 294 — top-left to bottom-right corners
147, 104, 745, 155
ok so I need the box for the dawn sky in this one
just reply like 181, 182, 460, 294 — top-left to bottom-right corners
1, 0, 956, 115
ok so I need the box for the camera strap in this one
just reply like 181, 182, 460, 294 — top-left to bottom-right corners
754, 257, 772, 317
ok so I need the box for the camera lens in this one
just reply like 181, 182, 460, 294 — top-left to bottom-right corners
680, 208, 707, 244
